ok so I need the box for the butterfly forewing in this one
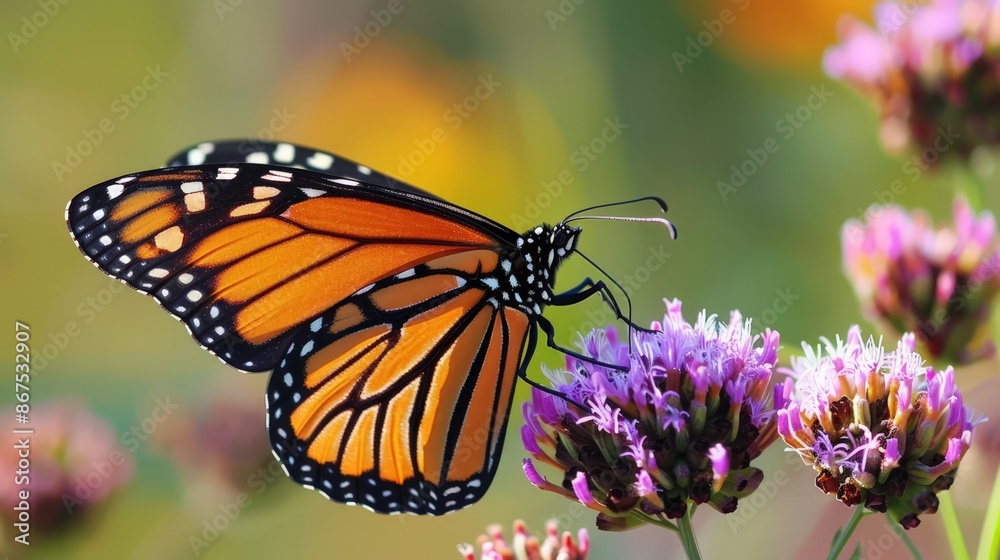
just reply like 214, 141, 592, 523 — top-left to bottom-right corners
66, 163, 505, 372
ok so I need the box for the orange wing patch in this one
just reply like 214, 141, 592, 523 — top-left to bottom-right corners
189, 218, 304, 267
425, 250, 500, 276
120, 204, 181, 243
446, 313, 509, 481
379, 381, 420, 483
340, 407, 379, 477
307, 410, 351, 464
304, 325, 392, 389
293, 337, 390, 438
360, 288, 485, 399
370, 275, 462, 312
233, 243, 469, 344
110, 188, 172, 221
284, 197, 496, 246
416, 306, 494, 486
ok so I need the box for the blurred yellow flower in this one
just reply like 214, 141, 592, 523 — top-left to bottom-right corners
679, 0, 876, 70
274, 39, 538, 217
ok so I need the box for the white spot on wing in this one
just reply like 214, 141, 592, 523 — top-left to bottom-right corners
307, 152, 334, 170
274, 143, 295, 163
186, 290, 203, 302
299, 188, 325, 198
247, 152, 269, 164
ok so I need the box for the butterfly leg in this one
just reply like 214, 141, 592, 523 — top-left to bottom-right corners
515, 323, 588, 409
550, 278, 656, 334
534, 315, 629, 373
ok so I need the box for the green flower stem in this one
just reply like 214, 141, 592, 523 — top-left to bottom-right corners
676, 507, 703, 560
952, 162, 986, 212
976, 463, 1000, 560
888, 518, 924, 560
938, 491, 971, 560
827, 506, 868, 560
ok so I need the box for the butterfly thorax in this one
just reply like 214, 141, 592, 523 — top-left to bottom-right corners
480, 223, 580, 316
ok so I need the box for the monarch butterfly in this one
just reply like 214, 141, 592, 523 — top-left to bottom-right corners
65, 140, 677, 515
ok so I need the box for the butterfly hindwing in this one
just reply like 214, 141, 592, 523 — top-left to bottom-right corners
165, 140, 443, 201
266, 262, 530, 514
66, 163, 509, 372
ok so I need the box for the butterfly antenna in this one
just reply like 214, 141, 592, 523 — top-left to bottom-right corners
564, 214, 678, 239
562, 196, 668, 222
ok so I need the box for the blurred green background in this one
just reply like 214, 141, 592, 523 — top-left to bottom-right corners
2, 0, 994, 558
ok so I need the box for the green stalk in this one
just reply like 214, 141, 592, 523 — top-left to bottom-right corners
676, 507, 703, 560
975, 463, 1000, 560
951, 161, 986, 212
827, 506, 868, 560
888, 518, 924, 560
939, 491, 970, 560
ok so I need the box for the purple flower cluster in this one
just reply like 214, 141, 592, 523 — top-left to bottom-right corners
522, 299, 779, 529
824, 0, 1000, 156
843, 197, 1000, 364
776, 326, 984, 528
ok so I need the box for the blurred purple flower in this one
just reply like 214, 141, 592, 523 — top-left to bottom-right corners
0, 399, 133, 533
152, 385, 271, 492
843, 197, 1000, 364
457, 519, 589, 560
521, 299, 779, 530
824, 0, 1000, 156
777, 326, 985, 529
